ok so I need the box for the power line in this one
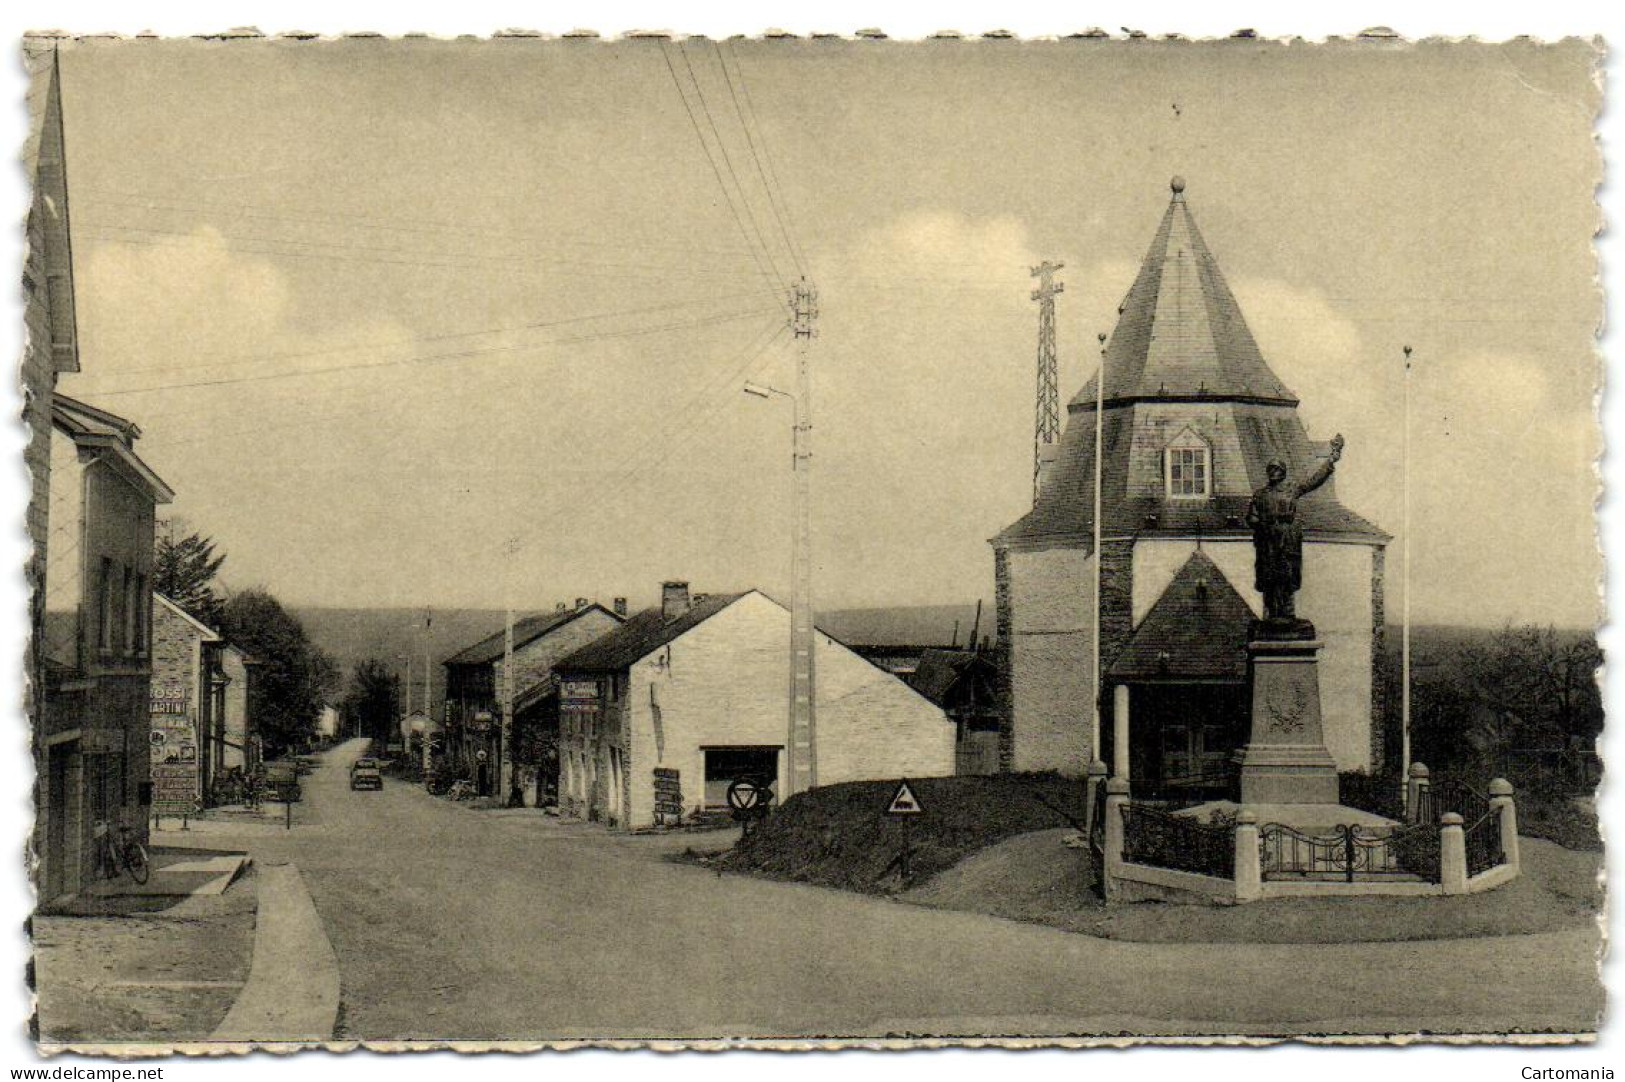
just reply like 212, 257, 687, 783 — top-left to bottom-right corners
79, 221, 775, 289
676, 42, 787, 289
85, 305, 780, 399
70, 287, 776, 383
77, 186, 777, 264
718, 42, 809, 278
658, 39, 788, 304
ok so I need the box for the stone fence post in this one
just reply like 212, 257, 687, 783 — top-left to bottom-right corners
1084, 760, 1109, 837
1101, 778, 1130, 903
1406, 761, 1430, 823
1489, 777, 1520, 873
1234, 809, 1262, 902
1439, 812, 1467, 894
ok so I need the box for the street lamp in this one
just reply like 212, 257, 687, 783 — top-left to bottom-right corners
743, 378, 817, 795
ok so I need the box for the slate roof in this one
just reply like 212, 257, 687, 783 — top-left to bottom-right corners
909, 648, 996, 707
995, 180, 1388, 550
443, 604, 619, 667
553, 593, 748, 673
52, 393, 174, 504
1072, 179, 1294, 407
1106, 550, 1253, 682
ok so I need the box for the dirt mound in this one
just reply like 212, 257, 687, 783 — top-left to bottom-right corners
713, 774, 1086, 894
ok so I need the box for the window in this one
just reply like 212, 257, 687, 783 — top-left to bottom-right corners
122, 566, 136, 654
96, 557, 114, 652
134, 574, 149, 655
1164, 429, 1211, 499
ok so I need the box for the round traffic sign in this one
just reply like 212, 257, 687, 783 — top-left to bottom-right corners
726, 776, 768, 812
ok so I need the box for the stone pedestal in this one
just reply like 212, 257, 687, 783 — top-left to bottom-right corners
1235, 635, 1339, 805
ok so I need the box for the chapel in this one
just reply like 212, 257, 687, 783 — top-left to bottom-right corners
991, 177, 1390, 796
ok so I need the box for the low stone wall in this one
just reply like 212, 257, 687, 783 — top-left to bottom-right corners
1095, 776, 1522, 906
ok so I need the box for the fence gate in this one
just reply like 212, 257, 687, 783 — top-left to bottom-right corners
1259, 822, 1438, 883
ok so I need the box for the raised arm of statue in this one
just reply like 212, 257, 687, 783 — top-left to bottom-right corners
1294, 434, 1344, 497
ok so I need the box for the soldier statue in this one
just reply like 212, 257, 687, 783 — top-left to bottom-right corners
1246, 434, 1345, 630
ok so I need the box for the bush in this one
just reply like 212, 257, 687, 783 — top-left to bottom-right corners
1517, 793, 1601, 851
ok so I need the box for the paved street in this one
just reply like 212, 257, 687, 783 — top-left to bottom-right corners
173, 739, 1602, 1042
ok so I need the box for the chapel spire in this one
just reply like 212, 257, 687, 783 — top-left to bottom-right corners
1073, 177, 1295, 408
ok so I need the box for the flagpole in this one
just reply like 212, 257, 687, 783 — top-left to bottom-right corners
1401, 345, 1413, 801
1092, 332, 1106, 766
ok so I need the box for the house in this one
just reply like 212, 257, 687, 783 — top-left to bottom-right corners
441, 600, 625, 800
24, 40, 85, 900
991, 178, 1389, 797
552, 582, 955, 830
149, 593, 222, 809
38, 394, 173, 900
909, 649, 1000, 775
214, 643, 262, 777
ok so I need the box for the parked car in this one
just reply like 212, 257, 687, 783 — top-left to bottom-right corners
350, 758, 383, 792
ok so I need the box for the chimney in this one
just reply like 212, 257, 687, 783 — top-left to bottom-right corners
661, 581, 691, 622
574, 597, 589, 610
555, 602, 567, 612
612, 597, 628, 617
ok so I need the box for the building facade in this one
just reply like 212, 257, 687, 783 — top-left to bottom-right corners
554, 584, 955, 830
38, 395, 173, 901
149, 592, 221, 812
992, 179, 1389, 795
441, 601, 624, 799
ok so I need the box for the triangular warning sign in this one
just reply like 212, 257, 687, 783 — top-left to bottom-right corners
886, 779, 923, 816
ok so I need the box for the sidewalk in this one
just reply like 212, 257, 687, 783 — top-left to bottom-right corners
33, 863, 258, 1046
210, 862, 339, 1044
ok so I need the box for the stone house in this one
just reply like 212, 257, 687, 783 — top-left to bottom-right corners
552, 583, 955, 830
38, 395, 173, 901
148, 592, 221, 809
441, 601, 625, 799
991, 178, 1389, 797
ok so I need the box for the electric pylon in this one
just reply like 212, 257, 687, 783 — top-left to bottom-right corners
1031, 261, 1064, 503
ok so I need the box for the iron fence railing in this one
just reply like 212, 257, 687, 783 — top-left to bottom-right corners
1463, 810, 1505, 878
1120, 802, 1234, 879
1260, 822, 1439, 883
1414, 776, 1491, 827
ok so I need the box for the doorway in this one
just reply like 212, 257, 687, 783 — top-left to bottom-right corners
1127, 684, 1248, 801
702, 746, 780, 808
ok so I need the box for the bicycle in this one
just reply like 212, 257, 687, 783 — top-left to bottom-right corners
95, 821, 150, 885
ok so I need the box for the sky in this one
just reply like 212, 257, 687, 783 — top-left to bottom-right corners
35, 34, 1605, 626
2, 4, 1622, 1078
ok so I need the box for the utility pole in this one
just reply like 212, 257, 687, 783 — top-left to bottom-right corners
1092, 331, 1106, 764
789, 276, 818, 796
1031, 261, 1064, 503
501, 607, 515, 802
1401, 345, 1413, 802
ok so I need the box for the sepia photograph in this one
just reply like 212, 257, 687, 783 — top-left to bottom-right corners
5, 4, 1614, 1064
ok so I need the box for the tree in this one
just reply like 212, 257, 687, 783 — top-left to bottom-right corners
219, 589, 339, 758
155, 523, 227, 628
341, 659, 400, 744
1403, 624, 1602, 790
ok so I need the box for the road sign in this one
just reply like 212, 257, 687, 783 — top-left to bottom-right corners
886, 779, 923, 816
726, 776, 771, 813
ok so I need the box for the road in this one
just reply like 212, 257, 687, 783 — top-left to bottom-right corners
189, 739, 1602, 1042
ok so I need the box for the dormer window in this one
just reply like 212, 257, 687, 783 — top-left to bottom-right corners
1164, 428, 1211, 499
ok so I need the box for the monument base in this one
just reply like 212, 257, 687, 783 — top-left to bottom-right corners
1236, 636, 1340, 805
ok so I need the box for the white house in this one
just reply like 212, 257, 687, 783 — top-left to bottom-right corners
553, 583, 955, 829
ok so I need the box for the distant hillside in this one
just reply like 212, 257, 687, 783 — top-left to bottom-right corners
293, 606, 511, 713
818, 604, 993, 649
